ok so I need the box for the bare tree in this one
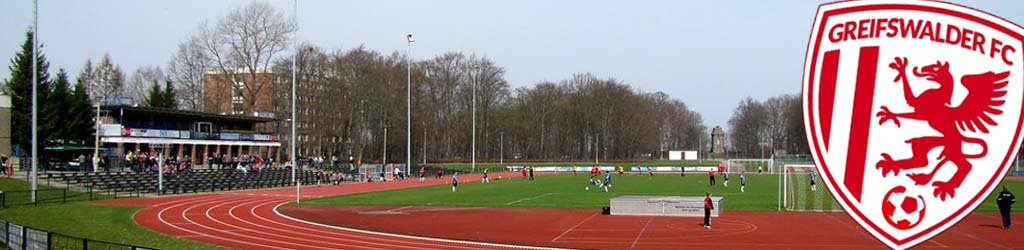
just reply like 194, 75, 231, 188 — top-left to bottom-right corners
78, 54, 125, 103
762, 95, 789, 153
125, 65, 165, 104
266, 45, 708, 163
201, 1, 296, 115
168, 35, 211, 111
784, 95, 808, 154
728, 97, 768, 157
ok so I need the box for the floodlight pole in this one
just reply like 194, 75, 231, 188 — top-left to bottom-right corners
158, 151, 164, 195
472, 65, 477, 173
292, 0, 299, 203
407, 33, 413, 177
30, 0, 38, 203
499, 132, 503, 164
94, 98, 102, 172
422, 127, 426, 165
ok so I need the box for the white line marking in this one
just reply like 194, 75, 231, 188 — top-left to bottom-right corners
157, 196, 292, 250
274, 203, 572, 250
506, 193, 558, 205
630, 218, 652, 249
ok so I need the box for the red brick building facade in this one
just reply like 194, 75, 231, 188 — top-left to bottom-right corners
203, 69, 275, 117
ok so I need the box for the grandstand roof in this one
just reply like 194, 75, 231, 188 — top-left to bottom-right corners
102, 105, 277, 123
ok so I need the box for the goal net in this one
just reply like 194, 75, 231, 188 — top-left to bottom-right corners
782, 164, 842, 212
726, 158, 773, 174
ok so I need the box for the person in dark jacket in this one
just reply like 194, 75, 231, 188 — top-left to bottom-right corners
997, 185, 1016, 229
704, 192, 714, 229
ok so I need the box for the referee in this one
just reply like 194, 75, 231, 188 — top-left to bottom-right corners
704, 192, 714, 229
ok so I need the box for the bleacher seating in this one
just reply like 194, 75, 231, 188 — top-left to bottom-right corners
40, 167, 330, 196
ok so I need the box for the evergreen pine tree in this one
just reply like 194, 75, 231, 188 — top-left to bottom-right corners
43, 69, 71, 142
144, 79, 163, 108
67, 78, 95, 141
162, 79, 177, 109
4, 30, 52, 152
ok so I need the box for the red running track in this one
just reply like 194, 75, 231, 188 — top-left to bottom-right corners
101, 172, 561, 250
102, 172, 1022, 250
280, 205, 1023, 250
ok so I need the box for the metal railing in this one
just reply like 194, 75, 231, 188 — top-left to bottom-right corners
0, 217, 158, 250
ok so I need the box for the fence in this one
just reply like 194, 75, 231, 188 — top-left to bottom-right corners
0, 217, 158, 250
0, 186, 141, 209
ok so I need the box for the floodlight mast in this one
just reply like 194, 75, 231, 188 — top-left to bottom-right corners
407, 33, 414, 177
30, 0, 39, 203
292, 0, 299, 203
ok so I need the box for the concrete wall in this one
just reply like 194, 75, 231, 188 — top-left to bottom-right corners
0, 95, 11, 157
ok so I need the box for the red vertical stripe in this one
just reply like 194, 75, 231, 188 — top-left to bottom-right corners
819, 50, 841, 151
845, 46, 879, 201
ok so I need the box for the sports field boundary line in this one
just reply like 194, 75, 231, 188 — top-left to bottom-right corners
506, 193, 558, 205
629, 218, 652, 249
273, 203, 573, 250
551, 211, 600, 242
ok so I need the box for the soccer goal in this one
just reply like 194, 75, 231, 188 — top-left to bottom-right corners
782, 164, 842, 212
726, 158, 774, 174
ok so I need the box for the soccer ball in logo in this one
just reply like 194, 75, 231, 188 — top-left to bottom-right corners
882, 186, 926, 230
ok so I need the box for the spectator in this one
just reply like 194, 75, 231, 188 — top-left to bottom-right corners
0, 155, 7, 176
704, 192, 714, 229
998, 186, 1016, 229
102, 155, 110, 172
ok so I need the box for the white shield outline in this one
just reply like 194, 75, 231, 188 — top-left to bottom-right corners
802, 1, 1024, 249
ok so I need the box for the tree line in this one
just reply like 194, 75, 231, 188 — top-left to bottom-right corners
3, 31, 97, 152
4, 1, 821, 163
270, 47, 708, 163
726, 94, 807, 158
2, 31, 179, 153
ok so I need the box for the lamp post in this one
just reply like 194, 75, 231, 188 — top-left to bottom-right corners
30, 0, 38, 203
500, 132, 504, 164
471, 64, 477, 173
406, 33, 414, 176
93, 97, 102, 172
422, 125, 426, 165
291, 0, 299, 203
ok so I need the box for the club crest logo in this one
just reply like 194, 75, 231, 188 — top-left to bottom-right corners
802, 1, 1024, 249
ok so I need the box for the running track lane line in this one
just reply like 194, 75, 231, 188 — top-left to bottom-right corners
273, 203, 572, 250
194, 195, 429, 250
157, 195, 294, 250
550, 212, 601, 242
147, 172, 566, 250
146, 195, 220, 237
182, 196, 321, 249
237, 199, 468, 250
245, 201, 484, 250
226, 198, 402, 250
219, 196, 430, 250
205, 197, 385, 250
159, 194, 467, 250
629, 218, 652, 249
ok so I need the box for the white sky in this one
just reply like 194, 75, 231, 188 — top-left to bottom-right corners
1, 0, 1022, 128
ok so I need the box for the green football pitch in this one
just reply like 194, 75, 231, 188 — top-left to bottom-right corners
302, 173, 794, 210
299, 173, 1023, 212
